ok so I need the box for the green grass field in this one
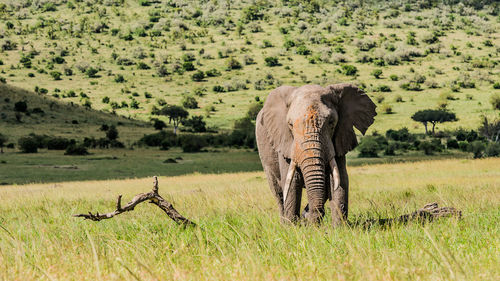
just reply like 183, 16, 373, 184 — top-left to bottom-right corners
0, 158, 498, 280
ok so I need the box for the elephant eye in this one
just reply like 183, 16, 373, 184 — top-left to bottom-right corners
329, 119, 337, 128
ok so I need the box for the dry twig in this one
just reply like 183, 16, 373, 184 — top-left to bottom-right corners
73, 176, 195, 227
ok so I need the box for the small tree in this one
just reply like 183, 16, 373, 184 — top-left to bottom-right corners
159, 105, 189, 135
0, 133, 7, 153
106, 125, 119, 141
411, 109, 457, 135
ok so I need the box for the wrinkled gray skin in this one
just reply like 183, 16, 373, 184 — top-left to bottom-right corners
256, 84, 376, 226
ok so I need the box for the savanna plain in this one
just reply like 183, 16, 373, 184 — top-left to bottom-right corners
0, 158, 499, 280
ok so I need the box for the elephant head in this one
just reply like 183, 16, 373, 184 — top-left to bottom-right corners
259, 83, 376, 223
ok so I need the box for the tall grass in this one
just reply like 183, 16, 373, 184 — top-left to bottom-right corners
0, 158, 499, 280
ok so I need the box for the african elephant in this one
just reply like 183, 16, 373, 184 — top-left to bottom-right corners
256, 84, 376, 226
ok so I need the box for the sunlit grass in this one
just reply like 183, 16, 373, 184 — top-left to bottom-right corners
0, 158, 498, 280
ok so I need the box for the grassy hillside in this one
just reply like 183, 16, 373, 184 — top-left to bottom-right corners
0, 158, 498, 280
0, 83, 155, 142
0, 0, 499, 135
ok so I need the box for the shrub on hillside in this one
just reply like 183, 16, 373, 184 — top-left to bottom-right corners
14, 101, 28, 112
179, 135, 207, 152
65, 144, 89, 156
226, 57, 242, 70
181, 115, 207, 133
491, 93, 500, 110
18, 136, 38, 153
341, 65, 358, 76
47, 137, 72, 150
485, 142, 500, 157
357, 136, 384, 157
265, 56, 279, 67
371, 69, 383, 79
418, 140, 440, 155
469, 141, 486, 158
446, 139, 459, 149
153, 119, 167, 130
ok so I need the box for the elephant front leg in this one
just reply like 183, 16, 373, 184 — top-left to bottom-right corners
282, 170, 303, 224
330, 155, 349, 226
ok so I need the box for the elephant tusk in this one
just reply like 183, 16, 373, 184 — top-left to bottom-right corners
330, 158, 340, 191
283, 161, 297, 204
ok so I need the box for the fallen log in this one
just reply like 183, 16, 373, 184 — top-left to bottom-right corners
360, 202, 462, 229
73, 176, 195, 227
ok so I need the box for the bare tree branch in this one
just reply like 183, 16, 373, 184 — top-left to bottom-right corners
73, 176, 196, 227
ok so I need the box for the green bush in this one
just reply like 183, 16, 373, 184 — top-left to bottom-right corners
458, 141, 469, 152
384, 142, 397, 156
50, 71, 62, 80
179, 135, 207, 152
181, 115, 207, 133
191, 70, 205, 81
182, 96, 198, 109
357, 137, 382, 157
18, 137, 38, 153
226, 58, 242, 70
341, 65, 358, 76
47, 137, 71, 150
265, 57, 279, 67
114, 74, 125, 83
371, 69, 383, 79
296, 45, 311, 55
491, 93, 500, 110
14, 101, 28, 112
469, 141, 486, 159
153, 119, 166, 130
485, 142, 500, 157
446, 139, 459, 149
182, 61, 195, 71
418, 141, 437, 155
65, 144, 89, 155
85, 67, 99, 78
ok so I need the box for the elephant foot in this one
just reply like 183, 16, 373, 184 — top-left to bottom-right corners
301, 204, 310, 220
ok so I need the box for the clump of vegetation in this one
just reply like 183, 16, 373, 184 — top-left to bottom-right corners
491, 93, 500, 110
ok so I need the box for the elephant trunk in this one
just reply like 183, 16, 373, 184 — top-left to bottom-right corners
297, 135, 326, 223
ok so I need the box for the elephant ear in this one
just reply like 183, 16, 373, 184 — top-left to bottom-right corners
328, 83, 377, 156
259, 86, 296, 159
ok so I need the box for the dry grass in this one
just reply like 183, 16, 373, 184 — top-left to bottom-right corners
0, 158, 499, 280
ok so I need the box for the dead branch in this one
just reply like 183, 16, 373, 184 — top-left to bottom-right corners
361, 202, 461, 229
73, 176, 195, 227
